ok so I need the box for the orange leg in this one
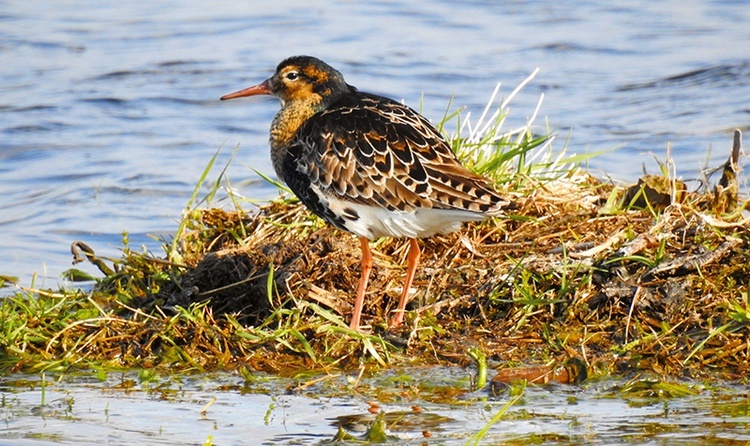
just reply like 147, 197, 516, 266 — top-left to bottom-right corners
350, 236, 373, 330
391, 238, 421, 329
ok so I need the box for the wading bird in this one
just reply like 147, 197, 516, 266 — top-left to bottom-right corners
221, 56, 510, 330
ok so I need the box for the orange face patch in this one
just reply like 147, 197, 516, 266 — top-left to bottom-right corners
303, 65, 329, 84
277, 65, 317, 102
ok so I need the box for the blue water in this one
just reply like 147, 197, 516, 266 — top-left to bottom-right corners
1, 0, 748, 286
2, 370, 749, 445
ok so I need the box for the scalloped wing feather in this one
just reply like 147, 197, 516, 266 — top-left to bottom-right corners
290, 92, 510, 232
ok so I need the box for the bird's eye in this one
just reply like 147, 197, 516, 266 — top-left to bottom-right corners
285, 71, 299, 81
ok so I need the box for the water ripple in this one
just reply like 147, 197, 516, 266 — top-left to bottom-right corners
618, 61, 750, 90
1, 0, 748, 286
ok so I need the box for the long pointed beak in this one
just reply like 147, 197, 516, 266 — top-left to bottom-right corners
220, 79, 272, 101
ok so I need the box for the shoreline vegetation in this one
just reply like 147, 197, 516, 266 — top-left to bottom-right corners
1, 74, 748, 384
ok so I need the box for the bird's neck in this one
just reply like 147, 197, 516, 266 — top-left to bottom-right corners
269, 98, 324, 182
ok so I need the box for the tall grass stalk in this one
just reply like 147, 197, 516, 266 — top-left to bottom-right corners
446, 69, 578, 182
465, 388, 525, 446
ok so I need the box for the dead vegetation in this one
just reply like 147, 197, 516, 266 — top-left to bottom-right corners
2, 130, 746, 381
1, 57, 748, 387
190, 164, 749, 374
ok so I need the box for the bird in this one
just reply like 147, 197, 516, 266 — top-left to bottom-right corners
221, 55, 511, 331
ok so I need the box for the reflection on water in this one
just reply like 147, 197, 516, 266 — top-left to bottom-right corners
1, 370, 749, 445
1, 0, 748, 286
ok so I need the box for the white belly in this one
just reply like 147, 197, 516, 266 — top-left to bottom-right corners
324, 196, 490, 240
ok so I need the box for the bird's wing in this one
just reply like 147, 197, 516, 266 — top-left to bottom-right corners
290, 93, 507, 214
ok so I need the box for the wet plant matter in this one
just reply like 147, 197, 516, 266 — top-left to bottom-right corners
1, 78, 748, 382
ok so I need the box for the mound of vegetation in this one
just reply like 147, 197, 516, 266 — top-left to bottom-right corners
1, 78, 747, 381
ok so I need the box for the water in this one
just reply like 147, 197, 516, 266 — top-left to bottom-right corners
1, 370, 749, 445
1, 2, 749, 440
2, 0, 748, 287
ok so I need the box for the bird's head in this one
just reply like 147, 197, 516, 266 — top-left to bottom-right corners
220, 56, 351, 108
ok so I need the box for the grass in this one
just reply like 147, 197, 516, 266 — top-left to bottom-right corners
466, 385, 525, 446
0, 78, 748, 385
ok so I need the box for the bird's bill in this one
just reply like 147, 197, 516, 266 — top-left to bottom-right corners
220, 79, 271, 100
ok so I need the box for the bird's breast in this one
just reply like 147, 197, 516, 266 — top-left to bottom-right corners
269, 101, 321, 182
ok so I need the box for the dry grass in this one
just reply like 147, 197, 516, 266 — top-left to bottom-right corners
1, 82, 747, 381
154, 160, 749, 376
4, 155, 746, 379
